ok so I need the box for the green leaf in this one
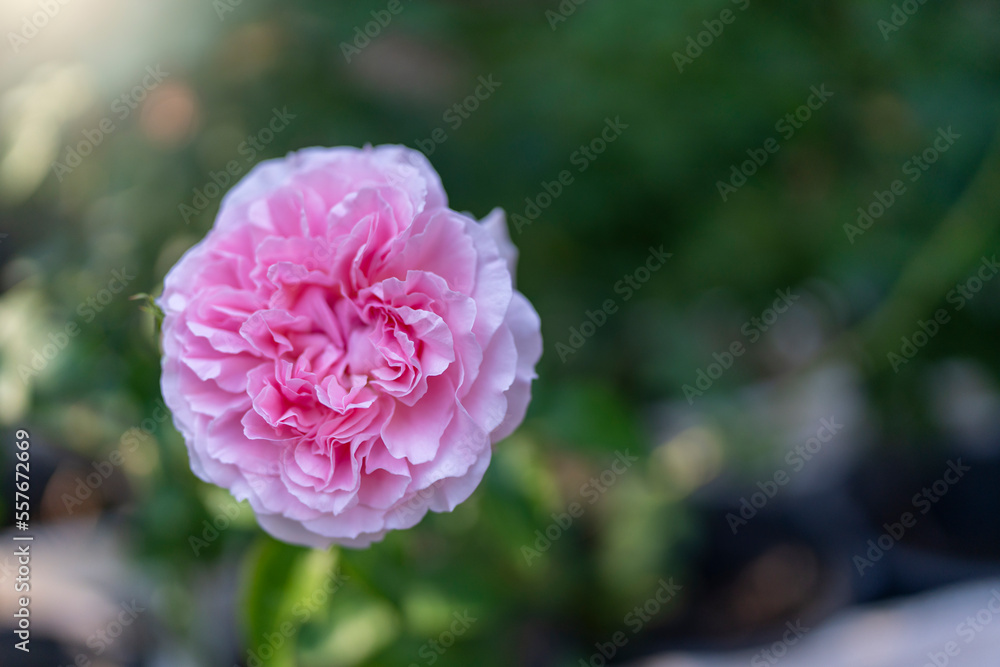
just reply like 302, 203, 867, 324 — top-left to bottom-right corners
240, 535, 340, 667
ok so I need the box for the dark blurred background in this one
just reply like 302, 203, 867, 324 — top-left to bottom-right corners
2, 0, 1000, 665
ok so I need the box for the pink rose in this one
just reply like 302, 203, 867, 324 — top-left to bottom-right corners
160, 145, 541, 548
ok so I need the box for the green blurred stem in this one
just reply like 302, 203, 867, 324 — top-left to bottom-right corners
836, 126, 1000, 372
